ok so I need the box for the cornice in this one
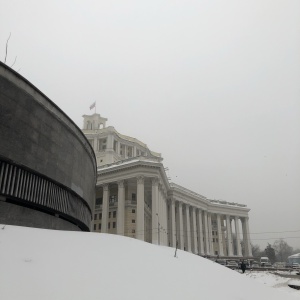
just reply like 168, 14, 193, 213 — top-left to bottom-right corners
97, 158, 170, 189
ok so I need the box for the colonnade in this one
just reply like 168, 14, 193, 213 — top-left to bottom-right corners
168, 199, 252, 257
97, 176, 252, 257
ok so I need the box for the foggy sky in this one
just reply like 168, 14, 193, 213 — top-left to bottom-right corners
1, 0, 299, 250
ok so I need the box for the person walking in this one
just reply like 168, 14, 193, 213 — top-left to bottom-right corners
241, 261, 246, 274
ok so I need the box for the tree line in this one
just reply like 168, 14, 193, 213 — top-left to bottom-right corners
251, 239, 300, 263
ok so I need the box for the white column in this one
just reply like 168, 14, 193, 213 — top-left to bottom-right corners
178, 201, 184, 250
163, 195, 168, 246
191, 207, 198, 254
226, 215, 233, 256
170, 198, 176, 248
124, 145, 128, 159
217, 214, 224, 256
117, 180, 125, 235
160, 189, 166, 245
102, 184, 109, 233
242, 218, 251, 256
166, 198, 169, 246
203, 211, 210, 255
107, 134, 114, 150
158, 184, 162, 245
117, 141, 120, 156
208, 213, 213, 255
137, 176, 145, 241
197, 209, 204, 255
151, 178, 159, 245
245, 217, 252, 256
242, 218, 248, 256
185, 204, 191, 252
235, 216, 242, 256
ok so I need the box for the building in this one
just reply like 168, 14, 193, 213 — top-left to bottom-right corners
0, 62, 96, 231
287, 253, 300, 267
83, 113, 252, 258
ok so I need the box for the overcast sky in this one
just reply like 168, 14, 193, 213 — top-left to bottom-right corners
1, 0, 299, 250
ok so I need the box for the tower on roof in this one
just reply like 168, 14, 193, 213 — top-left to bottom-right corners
82, 113, 108, 130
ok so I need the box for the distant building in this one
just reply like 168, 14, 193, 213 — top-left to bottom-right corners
83, 113, 252, 257
287, 253, 300, 267
0, 62, 96, 231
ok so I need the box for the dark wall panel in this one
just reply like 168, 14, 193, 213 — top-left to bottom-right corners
0, 62, 96, 231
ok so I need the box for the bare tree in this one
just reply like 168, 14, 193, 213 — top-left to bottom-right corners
10, 56, 17, 67
3, 32, 17, 68
251, 243, 263, 259
264, 243, 276, 264
292, 248, 300, 255
174, 240, 178, 258
4, 32, 11, 63
273, 239, 293, 262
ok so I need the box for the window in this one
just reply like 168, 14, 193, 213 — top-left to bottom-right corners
120, 144, 125, 157
132, 229, 135, 233
113, 140, 118, 152
127, 146, 133, 157
113, 211, 116, 218
93, 224, 96, 230
132, 209, 135, 213
98, 224, 101, 230
213, 238, 215, 242
132, 193, 136, 201
109, 195, 117, 203
113, 222, 116, 228
132, 219, 135, 223
100, 213, 102, 220
98, 138, 107, 151
108, 223, 110, 229
109, 212, 111, 218
96, 197, 103, 205
94, 214, 97, 220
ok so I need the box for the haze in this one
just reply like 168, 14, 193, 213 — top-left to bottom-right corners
0, 0, 299, 249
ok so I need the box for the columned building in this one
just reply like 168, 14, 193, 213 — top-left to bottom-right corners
82, 114, 252, 258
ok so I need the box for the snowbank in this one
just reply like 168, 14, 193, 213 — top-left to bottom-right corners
0, 225, 299, 300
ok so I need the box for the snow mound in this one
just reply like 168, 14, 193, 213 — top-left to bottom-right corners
0, 225, 299, 300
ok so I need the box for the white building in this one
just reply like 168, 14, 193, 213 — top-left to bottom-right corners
82, 113, 252, 258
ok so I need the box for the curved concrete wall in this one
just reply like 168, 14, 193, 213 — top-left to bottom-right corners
0, 62, 96, 231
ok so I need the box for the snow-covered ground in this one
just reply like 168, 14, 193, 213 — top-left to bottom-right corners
246, 270, 300, 296
1, 224, 299, 300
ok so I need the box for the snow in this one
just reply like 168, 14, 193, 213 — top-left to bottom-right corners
246, 271, 300, 296
1, 224, 299, 300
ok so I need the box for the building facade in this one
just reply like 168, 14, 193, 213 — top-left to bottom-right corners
0, 62, 97, 231
83, 113, 252, 258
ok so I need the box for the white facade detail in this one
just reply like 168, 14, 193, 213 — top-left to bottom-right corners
83, 114, 253, 258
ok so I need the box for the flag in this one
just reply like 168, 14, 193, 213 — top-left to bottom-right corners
90, 102, 96, 110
